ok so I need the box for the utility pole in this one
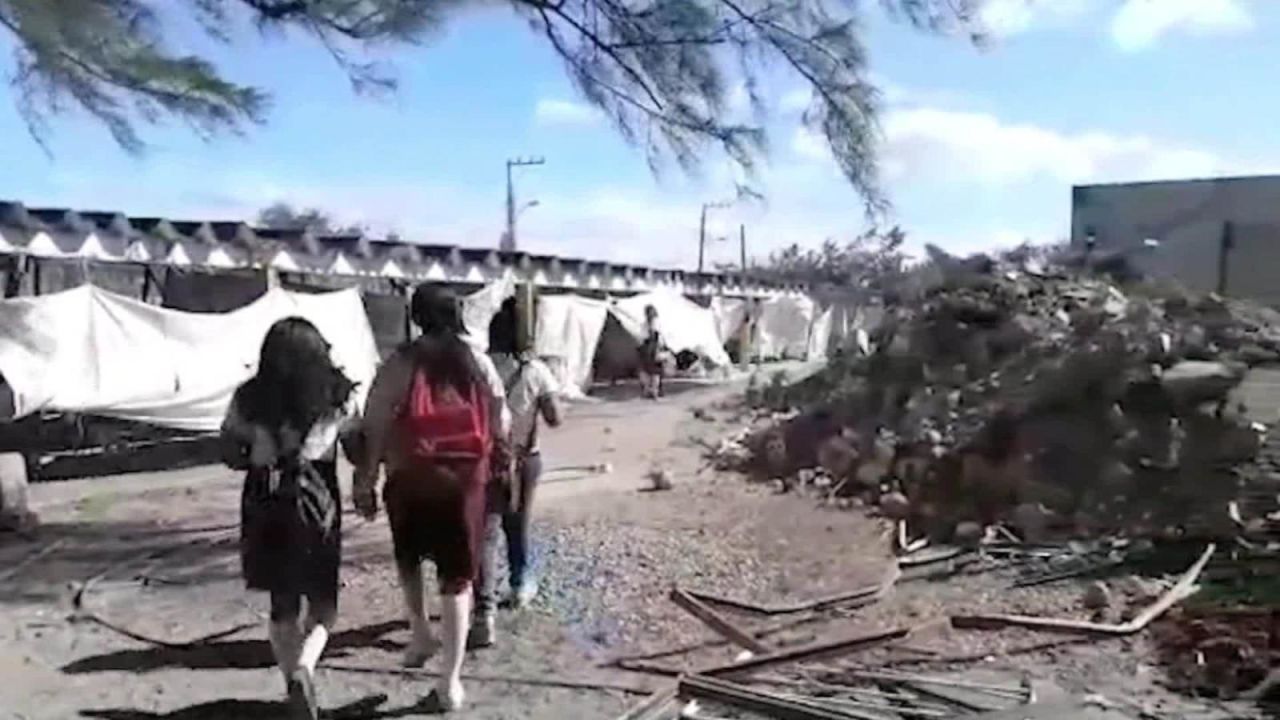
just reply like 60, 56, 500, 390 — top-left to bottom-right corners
504, 156, 545, 252
739, 224, 747, 272
697, 200, 732, 273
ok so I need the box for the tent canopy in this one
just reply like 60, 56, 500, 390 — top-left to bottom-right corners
0, 285, 379, 432
534, 294, 610, 397
611, 291, 732, 368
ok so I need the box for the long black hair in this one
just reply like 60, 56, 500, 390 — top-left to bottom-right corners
408, 284, 483, 395
236, 317, 356, 433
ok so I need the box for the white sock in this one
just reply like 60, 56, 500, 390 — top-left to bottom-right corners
437, 589, 472, 706
298, 623, 329, 674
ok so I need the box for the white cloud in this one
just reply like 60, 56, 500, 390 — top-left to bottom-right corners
533, 98, 600, 127
881, 107, 1225, 186
1110, 0, 1253, 52
978, 0, 1094, 37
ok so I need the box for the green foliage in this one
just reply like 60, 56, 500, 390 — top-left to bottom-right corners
1, 0, 268, 153
756, 225, 910, 292
1, 0, 977, 206
256, 202, 368, 235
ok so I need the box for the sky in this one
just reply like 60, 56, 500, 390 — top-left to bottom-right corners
1, 0, 1276, 269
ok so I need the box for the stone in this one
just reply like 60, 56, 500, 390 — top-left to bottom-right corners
1012, 502, 1051, 543
953, 521, 984, 549
1161, 361, 1245, 405
817, 435, 859, 478
878, 492, 911, 520
0, 453, 30, 531
1083, 581, 1113, 611
648, 468, 674, 491
855, 461, 889, 488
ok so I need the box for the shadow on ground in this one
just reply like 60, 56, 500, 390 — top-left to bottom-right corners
78, 693, 422, 720
63, 620, 404, 674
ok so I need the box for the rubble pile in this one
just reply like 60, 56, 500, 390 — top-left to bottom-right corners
742, 249, 1280, 544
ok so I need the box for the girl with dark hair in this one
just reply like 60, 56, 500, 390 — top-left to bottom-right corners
355, 283, 509, 713
220, 317, 361, 720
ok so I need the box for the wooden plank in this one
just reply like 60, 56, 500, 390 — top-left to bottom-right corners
704, 626, 911, 677
680, 675, 890, 720
670, 588, 770, 654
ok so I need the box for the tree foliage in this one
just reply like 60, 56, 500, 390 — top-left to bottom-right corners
256, 202, 366, 235
756, 226, 909, 292
1, 0, 977, 207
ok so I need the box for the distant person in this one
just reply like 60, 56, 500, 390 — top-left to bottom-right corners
472, 301, 562, 648
638, 304, 666, 399
354, 284, 509, 713
220, 317, 362, 720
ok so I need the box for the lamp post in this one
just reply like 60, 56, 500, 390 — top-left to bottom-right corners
504, 156, 545, 252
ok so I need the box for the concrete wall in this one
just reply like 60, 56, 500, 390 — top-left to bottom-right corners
1071, 176, 1280, 302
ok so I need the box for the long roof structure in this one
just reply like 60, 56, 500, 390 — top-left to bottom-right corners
0, 200, 803, 298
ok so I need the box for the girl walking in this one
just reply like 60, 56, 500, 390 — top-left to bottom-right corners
354, 284, 509, 713
220, 317, 361, 720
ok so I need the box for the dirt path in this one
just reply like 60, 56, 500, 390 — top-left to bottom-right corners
0, 366, 1259, 720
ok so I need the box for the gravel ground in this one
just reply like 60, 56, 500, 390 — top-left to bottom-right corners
0, 372, 1265, 719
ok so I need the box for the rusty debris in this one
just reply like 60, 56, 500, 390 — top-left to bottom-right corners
953, 544, 1215, 636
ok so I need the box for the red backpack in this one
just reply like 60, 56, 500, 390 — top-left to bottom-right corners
397, 368, 490, 461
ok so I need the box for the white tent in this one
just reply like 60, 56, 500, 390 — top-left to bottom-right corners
461, 274, 516, 350
806, 306, 834, 360
611, 291, 732, 368
0, 285, 379, 432
709, 297, 749, 346
756, 295, 815, 360
534, 294, 610, 398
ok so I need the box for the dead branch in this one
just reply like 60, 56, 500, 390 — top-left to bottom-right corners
952, 544, 1215, 635
69, 611, 256, 651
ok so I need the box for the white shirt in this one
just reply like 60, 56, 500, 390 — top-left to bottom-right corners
493, 354, 558, 453
221, 393, 361, 463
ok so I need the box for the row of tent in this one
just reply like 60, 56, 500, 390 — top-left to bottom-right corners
463, 275, 838, 398
0, 274, 844, 432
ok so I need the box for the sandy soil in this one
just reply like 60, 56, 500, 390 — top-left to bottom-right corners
0, 367, 1262, 720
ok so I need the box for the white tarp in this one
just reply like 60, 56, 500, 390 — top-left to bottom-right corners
611, 291, 732, 368
709, 297, 748, 345
534, 294, 610, 398
806, 306, 834, 360
757, 296, 815, 360
461, 274, 516, 351
0, 285, 379, 432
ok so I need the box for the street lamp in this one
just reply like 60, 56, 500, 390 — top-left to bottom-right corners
504, 157, 545, 252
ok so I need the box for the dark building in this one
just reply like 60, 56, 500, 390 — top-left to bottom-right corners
1071, 174, 1280, 305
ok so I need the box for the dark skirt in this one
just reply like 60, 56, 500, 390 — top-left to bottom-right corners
383, 457, 487, 595
240, 460, 341, 605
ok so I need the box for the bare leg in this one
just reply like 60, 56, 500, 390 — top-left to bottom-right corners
268, 593, 302, 691
434, 585, 472, 710
398, 560, 436, 667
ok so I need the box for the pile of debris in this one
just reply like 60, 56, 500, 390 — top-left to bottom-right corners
734, 248, 1280, 545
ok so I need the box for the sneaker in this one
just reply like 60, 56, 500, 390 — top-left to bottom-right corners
466, 612, 495, 650
422, 687, 464, 714
510, 578, 539, 609
287, 669, 319, 720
